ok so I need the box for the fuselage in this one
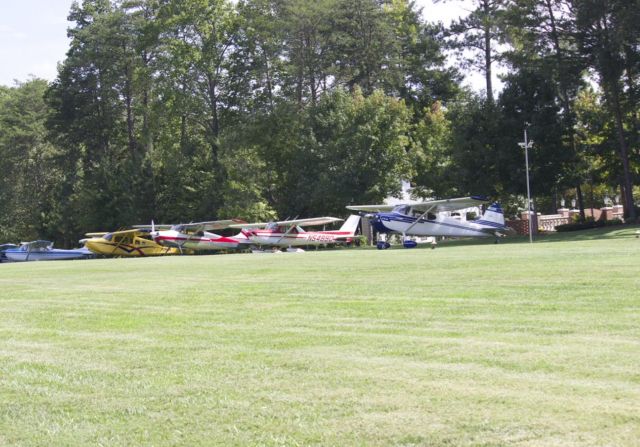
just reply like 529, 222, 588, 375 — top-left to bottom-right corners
4, 245, 91, 262
241, 228, 354, 247
84, 234, 178, 257
152, 230, 249, 250
372, 212, 500, 238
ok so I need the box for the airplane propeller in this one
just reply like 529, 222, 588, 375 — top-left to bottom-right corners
149, 219, 160, 241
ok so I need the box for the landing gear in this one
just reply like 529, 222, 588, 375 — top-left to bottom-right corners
402, 239, 418, 248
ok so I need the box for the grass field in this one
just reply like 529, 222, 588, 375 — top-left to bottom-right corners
1, 226, 639, 446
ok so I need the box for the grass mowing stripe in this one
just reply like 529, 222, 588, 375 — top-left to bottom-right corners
0, 225, 639, 446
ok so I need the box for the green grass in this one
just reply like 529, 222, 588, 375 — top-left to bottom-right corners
1, 226, 639, 446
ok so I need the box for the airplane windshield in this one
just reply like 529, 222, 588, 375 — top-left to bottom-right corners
103, 233, 113, 241
172, 225, 185, 233
265, 222, 278, 231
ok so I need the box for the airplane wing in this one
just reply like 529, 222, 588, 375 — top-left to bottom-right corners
24, 240, 53, 249
409, 196, 490, 212
134, 219, 247, 232
229, 217, 343, 229
346, 203, 416, 212
347, 196, 489, 213
86, 229, 145, 237
183, 219, 247, 231
132, 224, 173, 230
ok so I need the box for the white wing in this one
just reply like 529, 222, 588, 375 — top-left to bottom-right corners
347, 196, 489, 213
135, 219, 246, 232
229, 217, 343, 229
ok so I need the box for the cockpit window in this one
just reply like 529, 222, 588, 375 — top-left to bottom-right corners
103, 233, 113, 241
266, 222, 278, 231
392, 205, 411, 215
392, 206, 437, 220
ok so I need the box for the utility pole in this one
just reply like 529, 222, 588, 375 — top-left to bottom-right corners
518, 124, 534, 243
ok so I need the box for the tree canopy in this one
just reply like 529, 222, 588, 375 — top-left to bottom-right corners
1, 0, 639, 245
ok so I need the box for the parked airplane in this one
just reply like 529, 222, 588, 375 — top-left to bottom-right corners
347, 196, 510, 248
84, 229, 180, 257
229, 215, 361, 252
4, 240, 93, 261
134, 219, 250, 252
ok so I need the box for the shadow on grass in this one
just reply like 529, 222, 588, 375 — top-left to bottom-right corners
364, 224, 640, 251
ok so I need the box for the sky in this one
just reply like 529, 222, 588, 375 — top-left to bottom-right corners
0, 0, 473, 88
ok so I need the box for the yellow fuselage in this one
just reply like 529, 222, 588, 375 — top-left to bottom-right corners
85, 236, 179, 257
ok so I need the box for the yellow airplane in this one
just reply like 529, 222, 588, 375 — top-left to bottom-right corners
84, 229, 181, 257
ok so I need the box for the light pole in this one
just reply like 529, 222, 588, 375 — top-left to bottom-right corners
518, 124, 534, 243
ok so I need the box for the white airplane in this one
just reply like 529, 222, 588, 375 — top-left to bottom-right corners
229, 215, 361, 252
346, 196, 510, 248
134, 219, 250, 252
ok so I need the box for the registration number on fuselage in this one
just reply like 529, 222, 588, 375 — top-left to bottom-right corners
306, 234, 335, 242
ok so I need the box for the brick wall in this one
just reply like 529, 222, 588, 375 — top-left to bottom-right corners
507, 205, 625, 233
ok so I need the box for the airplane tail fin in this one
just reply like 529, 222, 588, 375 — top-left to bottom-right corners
477, 203, 505, 228
339, 215, 361, 235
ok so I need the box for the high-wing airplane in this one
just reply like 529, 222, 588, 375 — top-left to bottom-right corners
83, 229, 180, 257
134, 219, 250, 252
229, 215, 361, 252
3, 240, 93, 262
347, 196, 510, 248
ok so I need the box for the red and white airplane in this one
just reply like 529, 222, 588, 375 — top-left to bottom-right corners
135, 219, 250, 252
229, 215, 361, 252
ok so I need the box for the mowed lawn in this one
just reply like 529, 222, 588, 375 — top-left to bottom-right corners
1, 227, 639, 446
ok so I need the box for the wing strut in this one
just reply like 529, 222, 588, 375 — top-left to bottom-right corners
274, 225, 297, 247
403, 205, 437, 235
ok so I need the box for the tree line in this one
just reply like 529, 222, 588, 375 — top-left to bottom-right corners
1, 0, 638, 246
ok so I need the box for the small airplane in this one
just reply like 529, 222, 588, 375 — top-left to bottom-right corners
346, 196, 510, 248
133, 219, 250, 252
83, 229, 180, 257
3, 240, 94, 261
229, 215, 361, 252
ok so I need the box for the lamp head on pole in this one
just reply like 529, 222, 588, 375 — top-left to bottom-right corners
518, 141, 534, 150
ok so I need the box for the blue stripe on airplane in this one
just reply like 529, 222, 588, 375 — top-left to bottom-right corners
381, 213, 504, 232
474, 220, 505, 228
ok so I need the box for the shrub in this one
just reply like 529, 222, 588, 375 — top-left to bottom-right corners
555, 219, 623, 232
